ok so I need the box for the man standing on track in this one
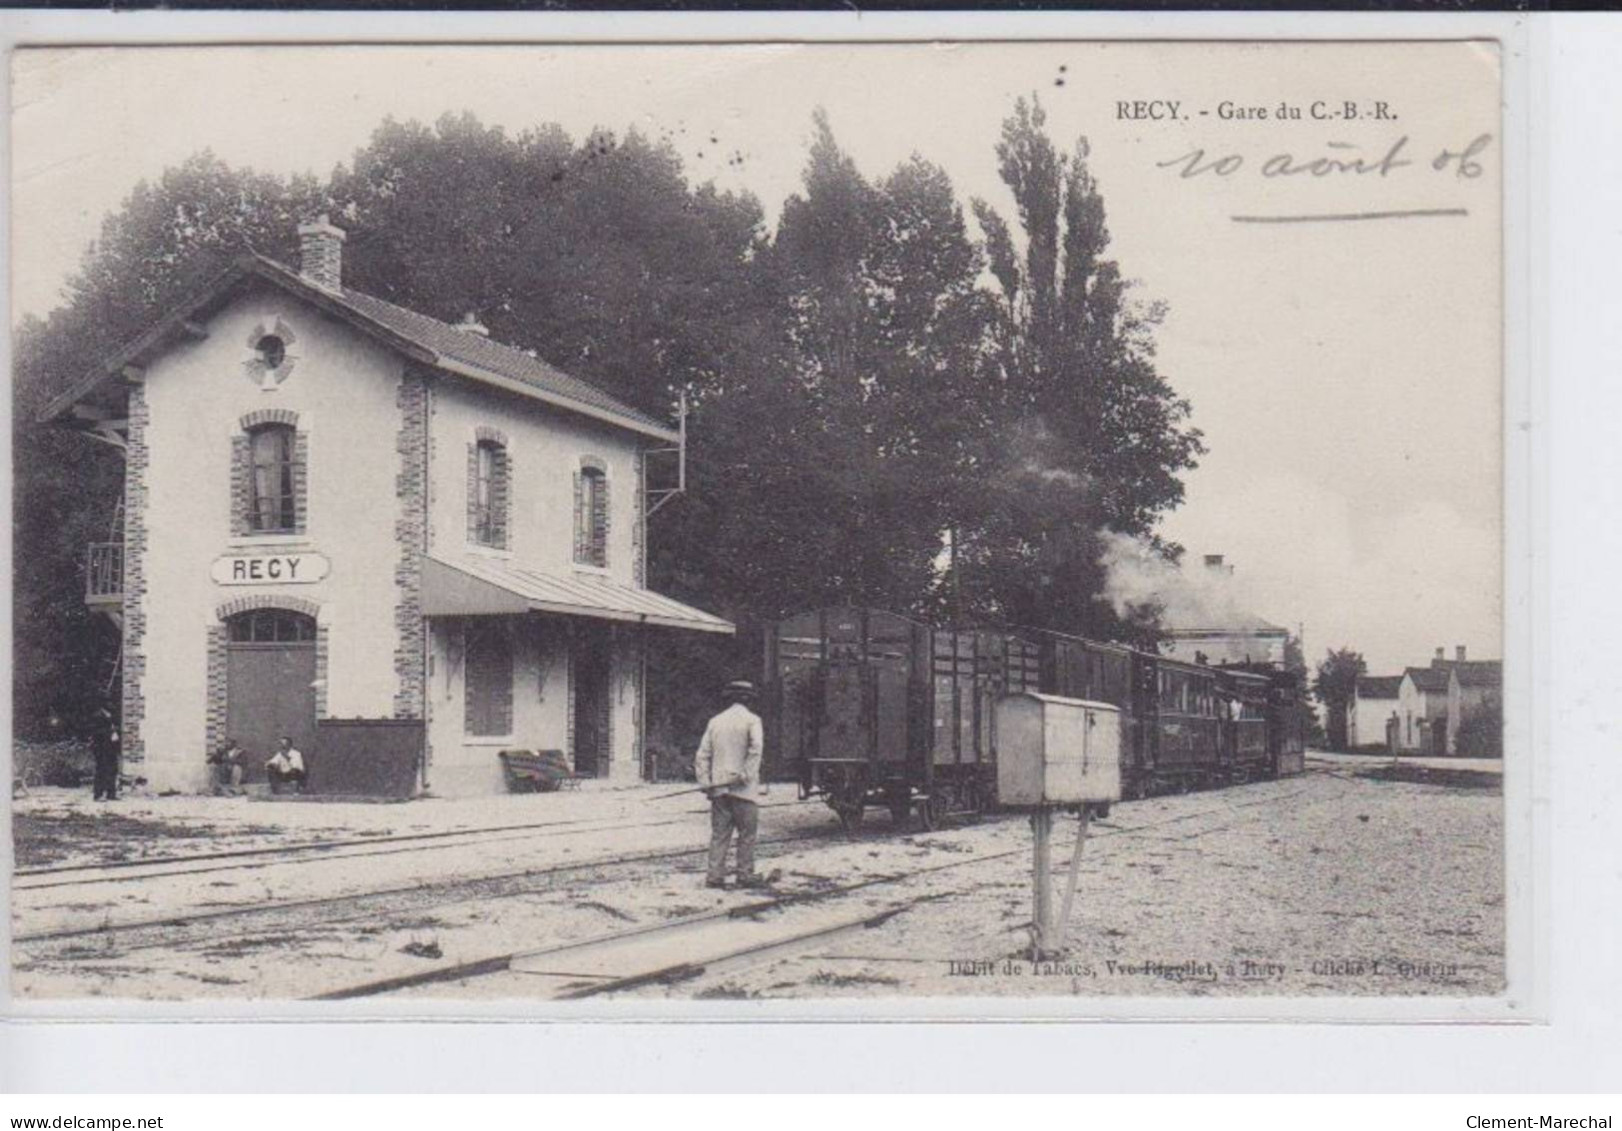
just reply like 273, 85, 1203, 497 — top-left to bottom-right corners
695, 679, 767, 890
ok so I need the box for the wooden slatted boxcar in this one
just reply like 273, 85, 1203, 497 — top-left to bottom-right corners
763, 607, 1040, 831
765, 607, 1308, 831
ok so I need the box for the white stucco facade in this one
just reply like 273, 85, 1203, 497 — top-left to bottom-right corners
421, 379, 648, 796
1396, 671, 1449, 754
1350, 690, 1400, 750
134, 281, 405, 792
75, 237, 723, 797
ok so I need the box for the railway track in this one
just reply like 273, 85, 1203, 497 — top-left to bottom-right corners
14, 775, 1348, 1005
14, 797, 819, 892
11, 818, 844, 950
309, 780, 1334, 1001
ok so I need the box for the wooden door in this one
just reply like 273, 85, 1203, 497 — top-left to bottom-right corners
226, 636, 317, 781
573, 630, 612, 776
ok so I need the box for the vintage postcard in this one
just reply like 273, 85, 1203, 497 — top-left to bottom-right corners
7, 34, 1517, 1018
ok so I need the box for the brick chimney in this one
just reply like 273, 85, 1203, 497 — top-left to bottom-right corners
1203, 554, 1232, 574
297, 215, 346, 292
1434, 647, 1446, 664
1456, 645, 1467, 662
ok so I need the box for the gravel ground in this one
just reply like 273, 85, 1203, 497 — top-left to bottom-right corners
626, 769, 1504, 1001
9, 765, 1503, 1002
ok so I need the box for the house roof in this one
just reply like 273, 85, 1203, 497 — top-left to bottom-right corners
1404, 666, 1451, 694
1356, 675, 1403, 700
39, 253, 678, 442
1447, 660, 1503, 689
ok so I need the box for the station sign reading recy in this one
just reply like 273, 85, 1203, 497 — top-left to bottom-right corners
211, 552, 330, 586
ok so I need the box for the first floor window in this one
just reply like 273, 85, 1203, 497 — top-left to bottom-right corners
464, 621, 514, 737
575, 465, 607, 567
249, 424, 297, 533
469, 437, 509, 549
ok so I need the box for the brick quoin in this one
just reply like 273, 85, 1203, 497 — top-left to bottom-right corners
394, 370, 431, 719
204, 625, 227, 756
121, 381, 150, 766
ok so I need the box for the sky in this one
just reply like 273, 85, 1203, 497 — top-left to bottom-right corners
9, 41, 1504, 674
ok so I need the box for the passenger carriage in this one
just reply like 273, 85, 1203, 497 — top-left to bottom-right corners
763, 606, 1306, 831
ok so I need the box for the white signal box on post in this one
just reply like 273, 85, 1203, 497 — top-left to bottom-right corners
995, 693, 1122, 807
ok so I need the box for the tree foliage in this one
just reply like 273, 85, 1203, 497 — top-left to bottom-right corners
959, 97, 1204, 637
15, 102, 1207, 752
1312, 647, 1367, 752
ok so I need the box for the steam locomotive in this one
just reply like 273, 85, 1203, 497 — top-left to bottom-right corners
762, 606, 1307, 831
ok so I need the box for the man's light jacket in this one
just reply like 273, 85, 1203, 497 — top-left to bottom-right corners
695, 702, 766, 802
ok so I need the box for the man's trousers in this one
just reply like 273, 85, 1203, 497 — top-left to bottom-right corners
706, 795, 758, 883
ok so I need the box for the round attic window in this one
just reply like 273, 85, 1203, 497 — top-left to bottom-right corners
256, 334, 287, 370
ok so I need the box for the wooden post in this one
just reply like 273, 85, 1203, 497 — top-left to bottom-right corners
1030, 806, 1054, 959
1052, 809, 1091, 953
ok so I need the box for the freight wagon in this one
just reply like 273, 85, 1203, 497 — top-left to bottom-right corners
763, 606, 1308, 830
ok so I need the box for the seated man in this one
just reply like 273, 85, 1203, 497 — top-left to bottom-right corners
264, 736, 307, 794
208, 738, 245, 796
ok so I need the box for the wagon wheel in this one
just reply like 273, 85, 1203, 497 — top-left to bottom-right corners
833, 799, 865, 836
887, 786, 912, 826
918, 791, 945, 831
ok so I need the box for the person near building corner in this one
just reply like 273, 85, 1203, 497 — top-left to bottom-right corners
695, 679, 767, 890
209, 737, 245, 796
89, 705, 120, 802
265, 736, 307, 794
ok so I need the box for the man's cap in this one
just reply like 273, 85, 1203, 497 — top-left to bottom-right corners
723, 679, 756, 698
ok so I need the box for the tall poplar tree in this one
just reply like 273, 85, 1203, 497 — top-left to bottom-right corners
959, 97, 1204, 639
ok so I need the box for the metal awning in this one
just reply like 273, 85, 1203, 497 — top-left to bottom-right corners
419, 554, 734, 635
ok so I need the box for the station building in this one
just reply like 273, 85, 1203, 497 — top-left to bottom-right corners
42, 219, 732, 797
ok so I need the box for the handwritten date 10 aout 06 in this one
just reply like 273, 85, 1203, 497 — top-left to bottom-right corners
1157, 134, 1492, 181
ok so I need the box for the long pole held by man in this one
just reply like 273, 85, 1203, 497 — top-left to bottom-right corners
695, 679, 768, 890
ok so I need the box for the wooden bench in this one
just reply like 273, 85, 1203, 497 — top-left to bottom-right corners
498, 749, 580, 793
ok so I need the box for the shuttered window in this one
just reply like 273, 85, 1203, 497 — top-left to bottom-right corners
248, 425, 298, 533
575, 465, 608, 567
464, 621, 513, 737
468, 438, 510, 549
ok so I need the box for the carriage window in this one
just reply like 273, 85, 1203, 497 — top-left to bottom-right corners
228, 609, 316, 643
248, 424, 298, 533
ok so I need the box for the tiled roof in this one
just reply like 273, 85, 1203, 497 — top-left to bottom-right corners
1404, 666, 1451, 694
1357, 675, 1403, 700
335, 284, 669, 435
41, 254, 676, 441
1449, 660, 1503, 689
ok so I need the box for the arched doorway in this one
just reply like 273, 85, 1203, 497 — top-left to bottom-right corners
225, 607, 318, 779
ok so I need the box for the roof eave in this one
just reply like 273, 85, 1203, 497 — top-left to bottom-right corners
38, 255, 440, 426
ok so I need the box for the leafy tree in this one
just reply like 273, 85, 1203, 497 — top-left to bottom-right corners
1455, 692, 1502, 758
327, 114, 769, 419
961, 97, 1204, 638
1312, 647, 1366, 752
658, 113, 994, 624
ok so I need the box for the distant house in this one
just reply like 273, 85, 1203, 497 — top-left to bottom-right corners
1350, 674, 1403, 751
1398, 663, 1452, 754
1159, 554, 1291, 666
1446, 653, 1503, 757
1398, 646, 1503, 755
